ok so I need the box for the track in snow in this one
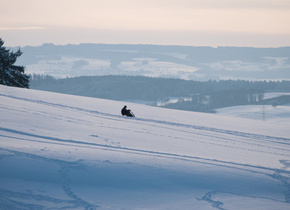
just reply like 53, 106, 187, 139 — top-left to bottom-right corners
1, 88, 290, 209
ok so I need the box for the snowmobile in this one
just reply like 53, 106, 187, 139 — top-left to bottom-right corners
127, 110, 135, 117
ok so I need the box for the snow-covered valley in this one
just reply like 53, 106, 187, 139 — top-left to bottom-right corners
16, 44, 290, 81
0, 85, 290, 209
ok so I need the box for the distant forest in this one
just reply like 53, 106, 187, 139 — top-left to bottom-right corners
30, 75, 290, 113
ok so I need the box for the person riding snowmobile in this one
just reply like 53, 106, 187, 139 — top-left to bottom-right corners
121, 105, 135, 117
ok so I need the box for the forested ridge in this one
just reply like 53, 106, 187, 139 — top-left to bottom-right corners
30, 75, 290, 112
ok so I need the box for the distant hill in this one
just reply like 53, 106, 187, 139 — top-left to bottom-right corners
13, 43, 290, 80
30, 75, 290, 113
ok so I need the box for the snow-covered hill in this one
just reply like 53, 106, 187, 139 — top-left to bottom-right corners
15, 44, 290, 81
1, 85, 290, 209
216, 104, 290, 123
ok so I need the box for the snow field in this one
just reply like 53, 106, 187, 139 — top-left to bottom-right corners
0, 85, 290, 209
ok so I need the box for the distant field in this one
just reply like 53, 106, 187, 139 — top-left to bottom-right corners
216, 104, 290, 123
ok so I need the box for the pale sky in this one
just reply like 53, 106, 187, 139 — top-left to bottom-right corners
1, 0, 290, 47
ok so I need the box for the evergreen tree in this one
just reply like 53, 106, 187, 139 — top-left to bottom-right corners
0, 38, 29, 88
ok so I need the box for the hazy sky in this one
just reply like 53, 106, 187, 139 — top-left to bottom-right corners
1, 0, 290, 47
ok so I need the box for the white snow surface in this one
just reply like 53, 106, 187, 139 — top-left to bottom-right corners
0, 85, 290, 210
216, 105, 290, 123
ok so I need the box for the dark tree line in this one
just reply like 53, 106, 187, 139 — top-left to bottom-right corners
0, 38, 29, 88
165, 89, 265, 113
30, 74, 290, 112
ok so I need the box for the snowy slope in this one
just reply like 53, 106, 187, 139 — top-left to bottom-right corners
216, 105, 290, 123
0, 85, 290, 210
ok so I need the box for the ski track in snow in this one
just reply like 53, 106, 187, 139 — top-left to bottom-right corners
1, 93, 290, 143
1, 147, 289, 210
1, 92, 290, 162
0, 148, 99, 209
197, 191, 225, 210
0, 126, 288, 175
1, 91, 290, 209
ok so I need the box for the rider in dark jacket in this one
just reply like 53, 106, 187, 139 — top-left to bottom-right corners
121, 105, 134, 117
